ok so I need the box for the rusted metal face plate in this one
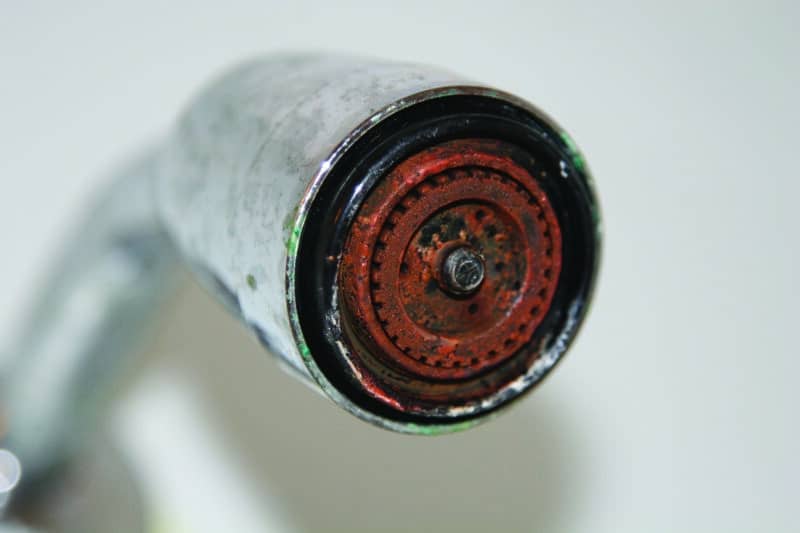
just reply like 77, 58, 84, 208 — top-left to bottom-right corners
340, 139, 562, 408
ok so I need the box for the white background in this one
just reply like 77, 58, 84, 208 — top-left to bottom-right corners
1, 1, 798, 531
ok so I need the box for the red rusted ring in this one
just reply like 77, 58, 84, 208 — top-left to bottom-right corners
340, 139, 562, 386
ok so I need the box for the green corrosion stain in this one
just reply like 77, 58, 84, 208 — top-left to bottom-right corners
439, 88, 464, 97
283, 206, 304, 258
246, 274, 257, 290
286, 224, 302, 257
406, 420, 479, 436
298, 342, 311, 360
560, 131, 586, 172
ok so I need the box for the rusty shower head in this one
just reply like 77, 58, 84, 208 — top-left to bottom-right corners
2, 57, 601, 468
295, 90, 600, 426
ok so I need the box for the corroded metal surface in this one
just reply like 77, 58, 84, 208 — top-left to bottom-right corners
339, 139, 563, 409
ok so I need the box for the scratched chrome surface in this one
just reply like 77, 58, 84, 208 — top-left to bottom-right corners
157, 54, 467, 380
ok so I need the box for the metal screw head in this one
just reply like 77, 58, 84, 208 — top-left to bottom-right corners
442, 246, 485, 295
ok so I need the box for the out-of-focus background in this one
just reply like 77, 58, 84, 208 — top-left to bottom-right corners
1, 1, 798, 531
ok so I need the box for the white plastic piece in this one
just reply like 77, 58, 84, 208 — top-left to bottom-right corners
0, 449, 21, 515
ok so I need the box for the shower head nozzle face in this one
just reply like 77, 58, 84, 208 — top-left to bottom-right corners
340, 139, 563, 391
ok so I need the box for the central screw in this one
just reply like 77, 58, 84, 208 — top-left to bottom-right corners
441, 246, 485, 295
